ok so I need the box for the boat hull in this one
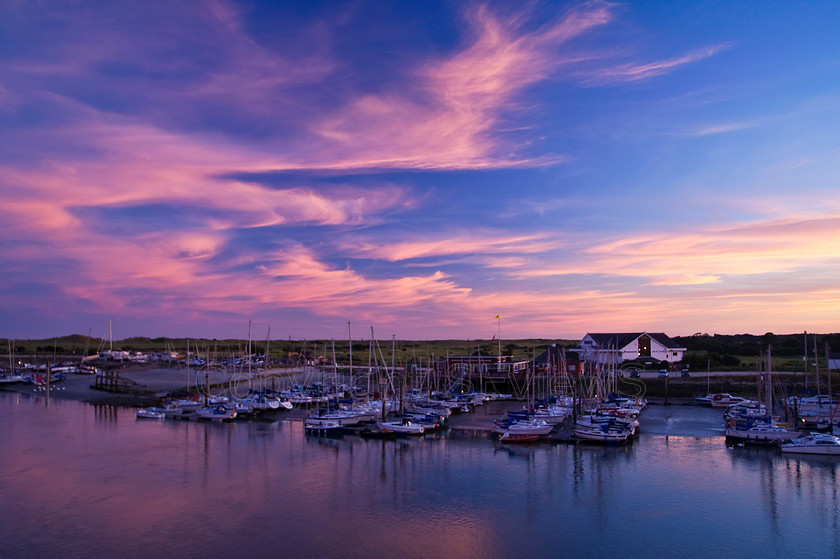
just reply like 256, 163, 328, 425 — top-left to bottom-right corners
780, 433, 840, 455
780, 445, 840, 455
499, 432, 539, 443
574, 428, 631, 444
725, 427, 797, 445
378, 421, 425, 435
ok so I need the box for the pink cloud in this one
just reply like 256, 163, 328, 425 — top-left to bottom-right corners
310, 3, 614, 170
582, 215, 840, 280
341, 232, 558, 262
648, 274, 723, 286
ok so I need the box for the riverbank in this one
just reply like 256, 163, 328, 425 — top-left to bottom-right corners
0, 364, 762, 409
0, 365, 304, 406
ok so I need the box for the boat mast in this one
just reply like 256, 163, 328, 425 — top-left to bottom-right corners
372, 326, 385, 421
764, 345, 773, 414
332, 340, 338, 395
707, 356, 711, 395
265, 325, 271, 370
479, 338, 483, 395
804, 331, 810, 392
392, 334, 401, 414
347, 321, 353, 393
825, 342, 833, 414
814, 334, 821, 402
496, 315, 501, 370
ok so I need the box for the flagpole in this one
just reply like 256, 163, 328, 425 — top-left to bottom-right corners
496, 315, 501, 364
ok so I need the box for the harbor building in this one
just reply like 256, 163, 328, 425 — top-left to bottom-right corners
574, 332, 686, 367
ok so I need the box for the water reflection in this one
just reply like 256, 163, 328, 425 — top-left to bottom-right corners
727, 441, 840, 554
93, 403, 120, 423
3, 394, 840, 558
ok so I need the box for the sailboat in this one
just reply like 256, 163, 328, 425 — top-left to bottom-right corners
695, 358, 714, 405
725, 346, 798, 445
573, 416, 634, 443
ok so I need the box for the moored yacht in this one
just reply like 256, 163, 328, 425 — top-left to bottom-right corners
781, 432, 840, 455
304, 416, 343, 435
492, 417, 554, 437
135, 407, 165, 419
725, 416, 798, 445
377, 418, 425, 435
710, 393, 746, 408
195, 404, 237, 421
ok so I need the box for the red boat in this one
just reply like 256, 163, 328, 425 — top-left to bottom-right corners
499, 432, 540, 443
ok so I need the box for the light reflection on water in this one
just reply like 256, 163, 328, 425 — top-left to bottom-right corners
1, 394, 839, 559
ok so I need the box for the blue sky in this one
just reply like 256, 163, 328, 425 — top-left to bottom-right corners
1, 0, 839, 341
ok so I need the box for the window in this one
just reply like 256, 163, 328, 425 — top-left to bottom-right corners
638, 335, 651, 357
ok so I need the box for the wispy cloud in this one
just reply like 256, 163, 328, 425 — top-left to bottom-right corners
311, 3, 614, 170
692, 120, 762, 136
579, 44, 731, 86
649, 274, 722, 286
507, 213, 840, 286
340, 232, 560, 262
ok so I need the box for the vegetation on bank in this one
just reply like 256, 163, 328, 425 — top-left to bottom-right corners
2, 332, 838, 372
674, 332, 840, 373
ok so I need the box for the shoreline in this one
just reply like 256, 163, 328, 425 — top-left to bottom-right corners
1, 364, 730, 408
0, 365, 303, 407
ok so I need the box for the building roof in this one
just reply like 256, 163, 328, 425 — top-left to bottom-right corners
583, 332, 684, 350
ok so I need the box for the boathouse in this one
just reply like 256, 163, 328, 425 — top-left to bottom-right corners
436, 354, 531, 396
534, 345, 585, 376
574, 332, 686, 366
438, 355, 530, 378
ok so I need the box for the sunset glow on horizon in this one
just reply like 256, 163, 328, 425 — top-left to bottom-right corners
1, 1, 839, 341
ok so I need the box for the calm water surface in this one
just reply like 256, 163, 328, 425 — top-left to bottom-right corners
1, 393, 838, 558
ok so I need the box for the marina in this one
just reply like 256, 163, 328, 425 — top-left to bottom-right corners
2, 335, 839, 559
3, 387, 840, 558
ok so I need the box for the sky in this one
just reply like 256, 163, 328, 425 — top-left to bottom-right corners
1, 0, 839, 341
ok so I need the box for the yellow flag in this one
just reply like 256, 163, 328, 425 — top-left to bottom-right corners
494, 315, 500, 319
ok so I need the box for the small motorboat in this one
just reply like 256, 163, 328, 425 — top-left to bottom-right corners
492, 418, 554, 436
135, 407, 165, 419
304, 417, 343, 436
781, 432, 840, 455
709, 393, 746, 408
499, 432, 539, 443
574, 420, 633, 444
377, 419, 425, 435
195, 404, 237, 421
725, 417, 798, 445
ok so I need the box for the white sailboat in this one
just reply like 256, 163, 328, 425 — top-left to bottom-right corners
725, 346, 798, 445
377, 417, 425, 435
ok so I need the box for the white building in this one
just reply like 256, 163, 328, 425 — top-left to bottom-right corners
575, 332, 686, 366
